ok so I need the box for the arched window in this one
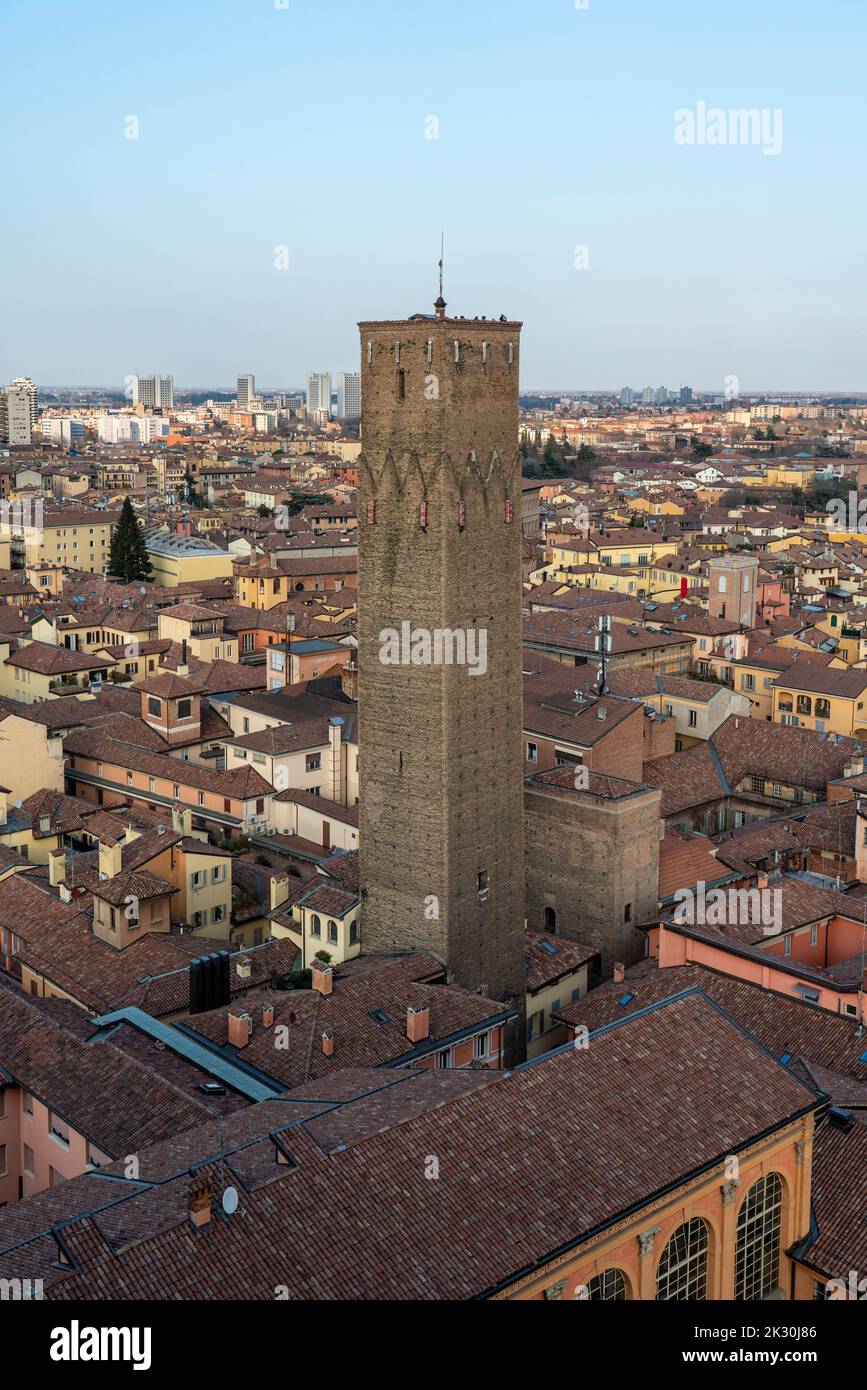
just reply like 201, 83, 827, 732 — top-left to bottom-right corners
735, 1173, 783, 1301
656, 1219, 709, 1301
327, 919, 338, 944
310, 914, 321, 937
544, 906, 557, 932
584, 1269, 628, 1301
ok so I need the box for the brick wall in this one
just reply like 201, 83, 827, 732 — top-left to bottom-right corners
524, 779, 662, 972
357, 314, 527, 1039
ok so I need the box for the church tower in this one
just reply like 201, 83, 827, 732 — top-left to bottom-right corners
357, 298, 526, 1044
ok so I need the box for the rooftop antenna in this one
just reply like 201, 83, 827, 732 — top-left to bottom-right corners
435, 233, 446, 320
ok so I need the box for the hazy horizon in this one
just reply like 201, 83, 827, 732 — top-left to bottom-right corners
2, 0, 865, 391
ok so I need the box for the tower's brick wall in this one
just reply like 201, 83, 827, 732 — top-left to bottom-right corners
523, 779, 662, 971
357, 316, 526, 1020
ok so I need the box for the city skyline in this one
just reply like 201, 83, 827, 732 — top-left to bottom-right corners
2, 0, 865, 390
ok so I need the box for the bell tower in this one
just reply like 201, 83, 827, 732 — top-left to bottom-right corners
357, 300, 526, 1049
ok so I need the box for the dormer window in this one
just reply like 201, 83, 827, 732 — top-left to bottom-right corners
177, 698, 192, 719
148, 696, 161, 717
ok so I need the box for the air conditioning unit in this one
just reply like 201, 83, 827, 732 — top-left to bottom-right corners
281, 827, 292, 835
266, 826, 277, 837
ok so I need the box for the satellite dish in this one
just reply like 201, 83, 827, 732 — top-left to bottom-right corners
222, 1186, 239, 1216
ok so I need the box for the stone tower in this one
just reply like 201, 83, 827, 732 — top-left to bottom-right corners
357, 299, 526, 1044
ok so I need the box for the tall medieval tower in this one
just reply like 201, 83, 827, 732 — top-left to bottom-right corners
357, 297, 526, 1042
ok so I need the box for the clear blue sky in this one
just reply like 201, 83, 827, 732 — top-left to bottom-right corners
1, 0, 864, 391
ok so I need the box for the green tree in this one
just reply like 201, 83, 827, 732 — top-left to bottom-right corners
176, 472, 204, 507
107, 497, 152, 581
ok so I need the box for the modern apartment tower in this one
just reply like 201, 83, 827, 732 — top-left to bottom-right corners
357, 297, 526, 1052
131, 375, 174, 410
7, 376, 37, 425
4, 385, 34, 444
336, 371, 361, 420
305, 372, 332, 416
237, 374, 256, 409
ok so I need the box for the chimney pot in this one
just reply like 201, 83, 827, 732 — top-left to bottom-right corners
262, 1004, 274, 1028
406, 1004, 430, 1043
613, 962, 626, 984
228, 1011, 252, 1048
189, 1179, 213, 1229
311, 962, 333, 995
322, 1029, 334, 1056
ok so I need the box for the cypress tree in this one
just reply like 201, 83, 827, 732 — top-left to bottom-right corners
107, 497, 153, 581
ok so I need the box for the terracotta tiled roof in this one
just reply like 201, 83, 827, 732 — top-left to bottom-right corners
525, 932, 599, 992
10, 990, 821, 1301
643, 743, 727, 817
527, 765, 652, 801
5, 642, 113, 675
658, 831, 741, 902
795, 1119, 867, 1281
138, 671, 203, 699
90, 868, 177, 907
0, 978, 214, 1158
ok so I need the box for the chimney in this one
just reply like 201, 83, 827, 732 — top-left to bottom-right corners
188, 1177, 213, 1229
49, 850, 66, 888
406, 1004, 430, 1043
757, 873, 769, 890
228, 1011, 252, 1047
172, 803, 192, 836
262, 1004, 274, 1028
98, 838, 122, 880
322, 1029, 334, 1057
235, 956, 252, 980
178, 638, 189, 677
613, 962, 626, 984
311, 962, 333, 995
328, 717, 344, 802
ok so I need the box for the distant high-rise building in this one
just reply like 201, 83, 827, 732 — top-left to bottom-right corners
237, 373, 255, 409
7, 376, 37, 425
132, 375, 174, 410
654, 386, 668, 405
97, 413, 169, 444
336, 371, 361, 420
620, 386, 634, 406
5, 386, 34, 445
305, 372, 332, 416
642, 386, 654, 405
680, 385, 693, 404
41, 417, 84, 446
